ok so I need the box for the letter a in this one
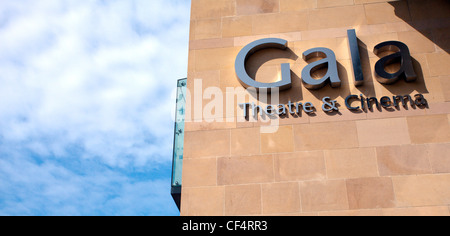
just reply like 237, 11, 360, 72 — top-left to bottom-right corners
301, 47, 341, 90
373, 41, 417, 84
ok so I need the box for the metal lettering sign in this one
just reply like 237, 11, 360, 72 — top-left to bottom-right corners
234, 29, 417, 91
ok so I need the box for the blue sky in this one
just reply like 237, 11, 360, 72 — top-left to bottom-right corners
0, 0, 191, 216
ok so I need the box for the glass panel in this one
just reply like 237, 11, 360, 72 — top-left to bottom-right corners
171, 79, 186, 187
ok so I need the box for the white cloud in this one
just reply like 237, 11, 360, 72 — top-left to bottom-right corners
0, 0, 190, 165
0, 0, 191, 215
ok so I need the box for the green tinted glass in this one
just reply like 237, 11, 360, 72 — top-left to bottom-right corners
171, 79, 186, 187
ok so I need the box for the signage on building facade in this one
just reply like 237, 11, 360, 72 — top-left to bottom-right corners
235, 29, 428, 116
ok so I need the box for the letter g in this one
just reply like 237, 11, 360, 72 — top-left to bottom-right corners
235, 38, 292, 92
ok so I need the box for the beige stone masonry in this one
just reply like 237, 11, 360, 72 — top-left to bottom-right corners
182, 0, 450, 216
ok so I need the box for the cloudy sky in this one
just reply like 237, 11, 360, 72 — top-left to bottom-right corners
0, 0, 191, 215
